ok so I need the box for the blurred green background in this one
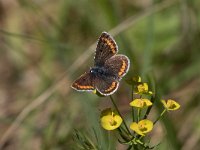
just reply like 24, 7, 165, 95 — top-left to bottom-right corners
0, 0, 200, 149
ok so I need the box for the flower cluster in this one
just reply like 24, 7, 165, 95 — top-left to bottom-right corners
100, 76, 181, 148
128, 77, 154, 136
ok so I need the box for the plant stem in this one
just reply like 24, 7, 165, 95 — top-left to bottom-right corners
108, 131, 111, 150
153, 109, 167, 124
143, 96, 154, 119
109, 95, 131, 135
137, 108, 140, 122
131, 85, 135, 122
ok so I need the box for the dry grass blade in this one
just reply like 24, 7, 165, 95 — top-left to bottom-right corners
0, 0, 177, 148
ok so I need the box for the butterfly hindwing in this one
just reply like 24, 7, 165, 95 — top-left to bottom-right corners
104, 54, 130, 79
95, 77, 119, 96
94, 32, 118, 66
71, 72, 95, 91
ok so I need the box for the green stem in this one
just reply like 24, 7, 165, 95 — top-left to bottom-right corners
119, 126, 129, 135
143, 96, 155, 119
137, 108, 140, 122
131, 85, 135, 122
153, 109, 167, 124
117, 127, 130, 142
108, 131, 111, 150
109, 95, 131, 135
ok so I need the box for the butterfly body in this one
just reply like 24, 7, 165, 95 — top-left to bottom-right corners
71, 32, 130, 96
90, 66, 118, 80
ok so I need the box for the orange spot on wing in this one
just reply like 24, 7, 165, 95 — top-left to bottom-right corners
102, 37, 116, 54
118, 60, 127, 76
105, 82, 117, 92
74, 83, 94, 90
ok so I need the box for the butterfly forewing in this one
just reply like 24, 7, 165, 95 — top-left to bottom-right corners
105, 55, 130, 79
71, 72, 95, 91
94, 32, 118, 66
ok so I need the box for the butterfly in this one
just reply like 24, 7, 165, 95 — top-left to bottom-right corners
71, 32, 130, 96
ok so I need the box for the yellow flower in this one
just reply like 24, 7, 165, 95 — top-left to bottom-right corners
130, 98, 152, 108
138, 83, 148, 92
130, 119, 153, 136
135, 83, 153, 95
161, 99, 180, 111
100, 108, 122, 130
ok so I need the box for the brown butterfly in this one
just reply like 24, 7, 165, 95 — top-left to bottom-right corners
71, 32, 130, 96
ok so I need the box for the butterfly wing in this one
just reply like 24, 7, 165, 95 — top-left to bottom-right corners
94, 32, 118, 66
95, 77, 119, 96
71, 72, 95, 91
104, 54, 130, 80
